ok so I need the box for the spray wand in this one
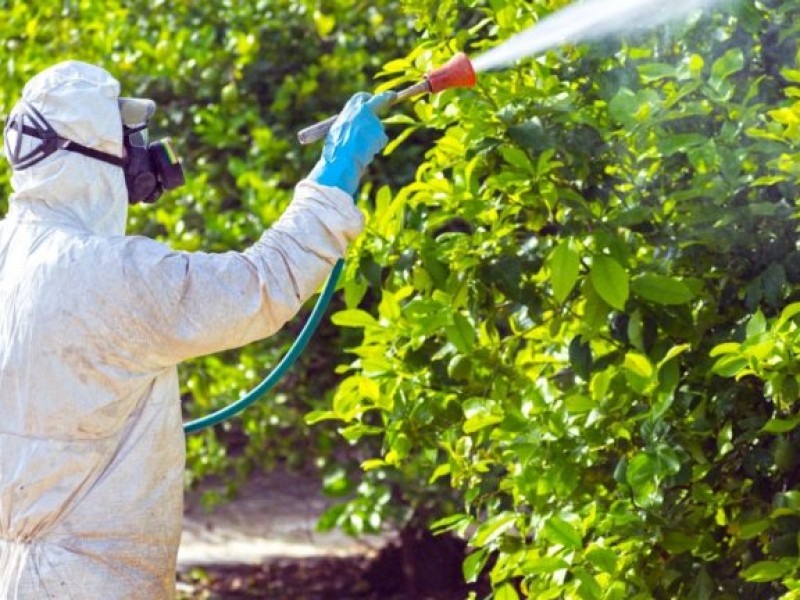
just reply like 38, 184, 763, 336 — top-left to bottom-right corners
297, 52, 477, 145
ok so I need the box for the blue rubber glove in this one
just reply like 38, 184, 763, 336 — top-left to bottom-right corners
308, 91, 396, 197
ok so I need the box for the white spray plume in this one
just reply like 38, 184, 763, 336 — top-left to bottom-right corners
472, 0, 731, 72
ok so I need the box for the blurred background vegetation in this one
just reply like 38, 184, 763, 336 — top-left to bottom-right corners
3, 0, 800, 597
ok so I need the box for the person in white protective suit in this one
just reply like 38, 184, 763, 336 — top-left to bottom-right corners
0, 60, 394, 599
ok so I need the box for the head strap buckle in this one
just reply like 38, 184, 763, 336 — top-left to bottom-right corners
4, 101, 61, 170
3, 100, 125, 170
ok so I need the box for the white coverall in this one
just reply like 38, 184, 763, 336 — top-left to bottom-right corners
0, 61, 363, 598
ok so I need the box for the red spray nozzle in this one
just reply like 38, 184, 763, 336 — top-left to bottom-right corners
426, 52, 477, 93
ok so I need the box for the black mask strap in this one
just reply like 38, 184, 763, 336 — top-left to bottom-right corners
5, 101, 125, 170
58, 137, 125, 167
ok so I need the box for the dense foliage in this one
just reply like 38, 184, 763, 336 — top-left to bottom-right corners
313, 0, 800, 598
3, 0, 800, 598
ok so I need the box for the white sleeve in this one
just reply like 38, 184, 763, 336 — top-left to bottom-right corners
116, 180, 363, 368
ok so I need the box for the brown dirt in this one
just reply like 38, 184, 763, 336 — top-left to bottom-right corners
177, 470, 482, 599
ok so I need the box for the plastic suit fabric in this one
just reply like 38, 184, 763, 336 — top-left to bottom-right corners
0, 61, 364, 599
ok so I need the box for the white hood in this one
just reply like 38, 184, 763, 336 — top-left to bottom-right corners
5, 60, 128, 236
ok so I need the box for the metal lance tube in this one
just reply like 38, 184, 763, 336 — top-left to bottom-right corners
296, 81, 430, 145
297, 52, 476, 145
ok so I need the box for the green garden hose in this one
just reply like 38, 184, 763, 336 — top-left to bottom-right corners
182, 259, 344, 434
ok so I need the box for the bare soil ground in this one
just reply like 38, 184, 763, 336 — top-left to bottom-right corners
177, 470, 478, 599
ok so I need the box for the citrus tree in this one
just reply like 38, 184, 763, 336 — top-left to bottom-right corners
314, 0, 800, 597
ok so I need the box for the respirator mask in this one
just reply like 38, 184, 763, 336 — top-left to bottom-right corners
3, 97, 185, 204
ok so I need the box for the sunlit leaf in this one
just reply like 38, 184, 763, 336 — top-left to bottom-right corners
549, 240, 581, 303
761, 415, 800, 434
741, 560, 793, 582
542, 516, 583, 550
590, 256, 629, 310
472, 512, 517, 547
331, 309, 379, 328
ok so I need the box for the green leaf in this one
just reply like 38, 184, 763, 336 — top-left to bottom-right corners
626, 447, 680, 506
737, 519, 770, 540
472, 512, 517, 547
312, 11, 336, 37
631, 274, 694, 305
740, 560, 792, 583
495, 582, 520, 600
709, 342, 741, 357
322, 467, 351, 497
608, 88, 639, 127
626, 459, 661, 507
383, 124, 421, 155
542, 515, 583, 550
638, 62, 677, 82
717, 421, 733, 457
549, 240, 581, 303
624, 352, 654, 393
525, 556, 570, 573
585, 546, 617, 574
304, 410, 338, 424
378, 289, 401, 320
463, 411, 504, 434
746, 310, 767, 337
658, 344, 690, 369
428, 462, 451, 483
445, 313, 476, 353
761, 415, 800, 434
462, 547, 490, 583
590, 256, 629, 310
626, 453, 658, 488
344, 274, 368, 308
711, 355, 748, 378
687, 568, 713, 600
500, 146, 533, 172
657, 134, 708, 157
775, 302, 800, 330
574, 568, 602, 600
332, 390, 360, 422
710, 48, 744, 89
331, 309, 378, 328
508, 119, 552, 152
654, 445, 682, 475
582, 282, 610, 332
565, 394, 595, 413
341, 423, 384, 443
661, 531, 697, 553
361, 458, 386, 471
569, 336, 593, 380
624, 352, 654, 380
431, 513, 470, 535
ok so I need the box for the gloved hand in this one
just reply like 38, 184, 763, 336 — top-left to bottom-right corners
308, 91, 396, 197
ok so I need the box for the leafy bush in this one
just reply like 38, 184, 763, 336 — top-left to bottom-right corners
317, 0, 800, 597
